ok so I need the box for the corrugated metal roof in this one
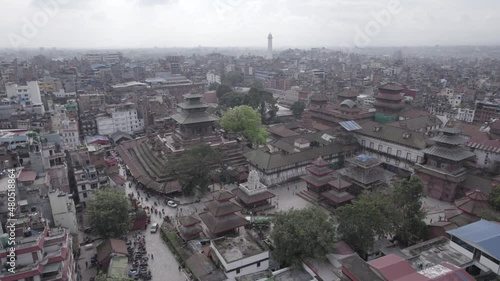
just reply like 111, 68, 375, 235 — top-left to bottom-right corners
447, 220, 500, 260
339, 120, 362, 131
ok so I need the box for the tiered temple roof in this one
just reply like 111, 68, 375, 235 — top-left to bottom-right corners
422, 127, 475, 162
301, 157, 334, 189
199, 191, 249, 237
178, 216, 202, 241
373, 82, 405, 114
341, 154, 386, 188
454, 190, 497, 216
321, 176, 355, 205
171, 93, 219, 125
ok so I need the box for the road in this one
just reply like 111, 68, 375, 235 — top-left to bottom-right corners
125, 180, 187, 281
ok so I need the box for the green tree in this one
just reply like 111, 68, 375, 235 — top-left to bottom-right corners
489, 185, 500, 211
391, 177, 427, 246
224, 71, 244, 87
208, 82, 219, 91
216, 84, 233, 99
219, 92, 244, 108
337, 192, 397, 258
271, 205, 337, 267
87, 189, 132, 239
291, 101, 306, 118
220, 105, 268, 145
243, 88, 278, 123
169, 144, 222, 195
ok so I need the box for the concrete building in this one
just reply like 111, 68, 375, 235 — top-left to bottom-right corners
78, 92, 106, 113
5, 81, 44, 113
49, 191, 78, 234
96, 105, 144, 136
0, 226, 76, 281
211, 233, 269, 280
206, 71, 221, 84
448, 220, 500, 276
456, 108, 475, 123
75, 165, 100, 205
61, 119, 80, 150
473, 101, 500, 124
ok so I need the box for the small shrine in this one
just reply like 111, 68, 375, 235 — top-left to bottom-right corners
341, 154, 387, 190
199, 190, 249, 237
231, 170, 276, 212
177, 216, 203, 241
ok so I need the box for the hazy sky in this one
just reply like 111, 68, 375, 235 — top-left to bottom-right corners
1, 0, 500, 49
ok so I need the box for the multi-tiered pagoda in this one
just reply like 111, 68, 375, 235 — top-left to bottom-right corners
415, 127, 475, 202
301, 157, 334, 194
177, 216, 203, 241
171, 93, 220, 146
199, 191, 249, 237
340, 154, 386, 190
373, 83, 405, 122
321, 175, 355, 207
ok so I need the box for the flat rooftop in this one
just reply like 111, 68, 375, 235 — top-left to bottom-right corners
212, 234, 267, 263
401, 237, 472, 268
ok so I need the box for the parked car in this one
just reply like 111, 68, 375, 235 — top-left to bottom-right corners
129, 269, 138, 277
167, 200, 177, 208
150, 223, 159, 234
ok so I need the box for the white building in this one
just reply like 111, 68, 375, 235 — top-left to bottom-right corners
96, 106, 144, 136
49, 191, 78, 234
61, 119, 80, 150
211, 234, 269, 280
75, 165, 100, 205
207, 71, 221, 84
5, 81, 44, 113
448, 93, 463, 108
355, 121, 431, 173
456, 108, 475, 123
448, 220, 500, 276
467, 138, 500, 170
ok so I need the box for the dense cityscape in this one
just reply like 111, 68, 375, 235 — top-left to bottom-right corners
1, 1, 500, 281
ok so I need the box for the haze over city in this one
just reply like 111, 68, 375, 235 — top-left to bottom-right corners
2, 0, 500, 49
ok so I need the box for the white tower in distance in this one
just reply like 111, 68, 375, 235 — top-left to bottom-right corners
267, 33, 273, 60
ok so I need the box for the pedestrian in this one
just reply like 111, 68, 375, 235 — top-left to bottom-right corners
85, 261, 88, 269
151, 254, 154, 260
178, 265, 181, 271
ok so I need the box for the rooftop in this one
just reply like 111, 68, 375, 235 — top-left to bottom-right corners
401, 237, 472, 268
212, 233, 267, 263
447, 219, 500, 261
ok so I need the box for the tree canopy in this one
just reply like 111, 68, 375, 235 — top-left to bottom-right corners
224, 71, 244, 87
168, 144, 222, 195
271, 205, 337, 267
208, 82, 219, 91
216, 84, 233, 99
219, 92, 244, 108
336, 192, 397, 258
243, 88, 278, 124
220, 105, 268, 145
489, 185, 500, 212
291, 101, 306, 118
87, 189, 132, 239
390, 177, 427, 246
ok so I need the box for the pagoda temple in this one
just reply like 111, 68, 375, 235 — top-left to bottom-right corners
231, 170, 276, 212
336, 89, 359, 102
340, 154, 387, 190
321, 175, 355, 207
454, 190, 497, 217
373, 83, 405, 122
415, 127, 476, 202
177, 216, 203, 241
170, 92, 220, 147
199, 190, 249, 237
301, 157, 334, 193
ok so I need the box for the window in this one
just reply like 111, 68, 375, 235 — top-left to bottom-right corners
395, 160, 400, 165
397, 150, 401, 157
370, 142, 374, 149
257, 262, 261, 267
91, 183, 98, 189
406, 152, 412, 160
81, 185, 86, 191
378, 144, 382, 151
83, 193, 88, 198
416, 156, 422, 163
236, 269, 240, 274
80, 174, 86, 180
